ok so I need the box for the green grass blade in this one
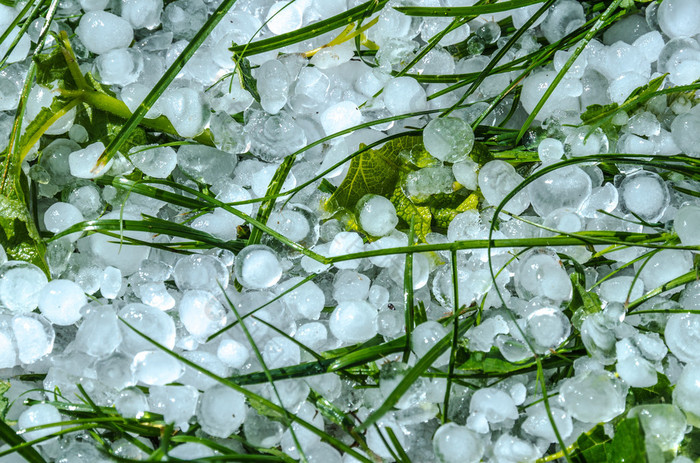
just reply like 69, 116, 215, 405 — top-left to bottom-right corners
402, 217, 415, 363
0, 419, 47, 463
96, 0, 239, 169
247, 154, 295, 246
395, 0, 546, 16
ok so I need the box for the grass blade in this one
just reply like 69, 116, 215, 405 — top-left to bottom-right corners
0, 419, 46, 463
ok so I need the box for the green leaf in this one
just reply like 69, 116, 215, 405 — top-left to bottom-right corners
34, 47, 73, 89
390, 184, 432, 242
458, 348, 534, 375
572, 423, 608, 463
0, 195, 47, 271
431, 192, 479, 229
605, 417, 646, 463
628, 373, 673, 405
234, 54, 261, 103
469, 141, 494, 166
326, 136, 417, 212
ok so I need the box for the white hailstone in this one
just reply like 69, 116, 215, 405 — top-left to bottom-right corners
178, 290, 227, 339
37, 279, 86, 325
18, 404, 62, 442
559, 371, 627, 423
76, 11, 134, 55
432, 423, 484, 463
43, 202, 83, 241
357, 194, 398, 237
423, 116, 474, 163
197, 384, 247, 438
217, 338, 250, 369
382, 76, 427, 116
234, 245, 282, 289
0, 261, 48, 313
320, 101, 362, 135
68, 142, 113, 179
329, 300, 378, 344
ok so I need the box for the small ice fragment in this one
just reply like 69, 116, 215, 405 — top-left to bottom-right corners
129, 145, 177, 178
628, 404, 687, 452
173, 254, 229, 293
478, 160, 530, 214
118, 303, 176, 355
470, 387, 519, 424
528, 166, 592, 217
675, 205, 700, 246
74, 305, 121, 358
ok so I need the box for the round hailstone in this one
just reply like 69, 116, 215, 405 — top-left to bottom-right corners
329, 300, 378, 344
217, 338, 250, 369
478, 160, 530, 215
0, 261, 48, 313
178, 290, 227, 339
528, 165, 592, 217
234, 245, 282, 289
422, 116, 474, 163
432, 422, 484, 463
320, 101, 362, 136
357, 194, 398, 237
559, 371, 627, 423
525, 307, 571, 354
277, 276, 325, 320
131, 350, 185, 386
76, 11, 134, 55
43, 202, 84, 241
664, 313, 700, 363
675, 205, 700, 247
18, 404, 62, 442
628, 404, 687, 452
452, 158, 478, 191
118, 303, 176, 355
173, 254, 229, 293
673, 362, 700, 426
197, 384, 247, 438
266, 1, 304, 35
619, 171, 669, 222
382, 76, 427, 116
411, 321, 449, 366
537, 138, 564, 164
37, 279, 87, 325
12, 313, 55, 364
658, 0, 700, 39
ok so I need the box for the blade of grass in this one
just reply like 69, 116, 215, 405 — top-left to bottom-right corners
442, 249, 460, 424
95, 0, 238, 169
402, 217, 415, 363
0, 0, 43, 69
0, 419, 46, 463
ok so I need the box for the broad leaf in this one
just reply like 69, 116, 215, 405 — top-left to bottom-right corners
0, 380, 9, 420
458, 348, 534, 375
326, 136, 415, 212
390, 184, 432, 242
605, 417, 646, 463
0, 194, 47, 271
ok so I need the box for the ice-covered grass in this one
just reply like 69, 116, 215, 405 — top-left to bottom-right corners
2, 0, 700, 462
